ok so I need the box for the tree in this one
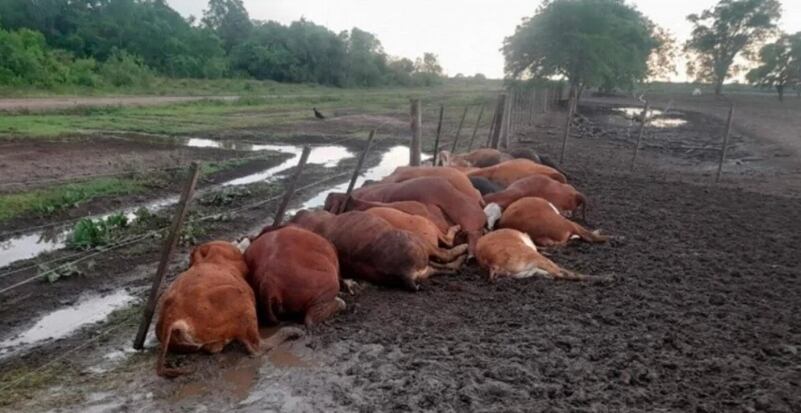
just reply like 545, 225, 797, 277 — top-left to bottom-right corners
684, 0, 781, 96
502, 0, 662, 95
416, 52, 443, 76
746, 32, 801, 101
202, 0, 252, 53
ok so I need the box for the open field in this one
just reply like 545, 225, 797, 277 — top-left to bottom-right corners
0, 85, 799, 412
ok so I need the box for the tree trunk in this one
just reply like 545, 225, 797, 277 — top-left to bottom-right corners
714, 80, 723, 96
777, 85, 784, 102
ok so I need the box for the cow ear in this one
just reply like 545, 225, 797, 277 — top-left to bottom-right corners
190, 244, 209, 266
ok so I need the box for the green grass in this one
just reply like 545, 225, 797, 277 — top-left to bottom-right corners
0, 177, 144, 222
0, 81, 503, 138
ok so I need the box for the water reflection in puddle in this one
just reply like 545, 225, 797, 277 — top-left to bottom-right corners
0, 141, 353, 270
0, 290, 136, 358
614, 107, 687, 128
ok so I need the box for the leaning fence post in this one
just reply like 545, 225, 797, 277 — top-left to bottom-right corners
410, 99, 422, 166
339, 130, 375, 213
485, 104, 499, 147
542, 87, 549, 114
715, 103, 735, 184
272, 145, 312, 226
133, 161, 201, 350
451, 106, 469, 152
559, 89, 576, 164
490, 94, 507, 149
503, 89, 514, 147
467, 103, 485, 151
630, 101, 650, 171
432, 104, 445, 165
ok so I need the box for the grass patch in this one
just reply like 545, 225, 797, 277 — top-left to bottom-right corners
0, 177, 144, 222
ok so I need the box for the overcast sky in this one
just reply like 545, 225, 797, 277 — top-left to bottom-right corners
168, 0, 801, 80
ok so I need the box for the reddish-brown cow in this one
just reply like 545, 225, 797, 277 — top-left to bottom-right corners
484, 174, 587, 218
439, 148, 512, 168
245, 225, 345, 327
324, 194, 452, 234
476, 229, 586, 281
290, 210, 463, 290
365, 207, 463, 251
155, 241, 300, 378
498, 197, 608, 247
348, 177, 487, 253
381, 166, 483, 205
468, 159, 567, 186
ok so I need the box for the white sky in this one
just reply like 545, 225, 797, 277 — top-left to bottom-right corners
168, 0, 801, 80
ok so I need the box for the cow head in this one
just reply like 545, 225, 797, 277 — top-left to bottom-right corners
190, 241, 248, 277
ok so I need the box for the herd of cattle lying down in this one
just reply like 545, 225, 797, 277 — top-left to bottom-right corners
154, 147, 610, 377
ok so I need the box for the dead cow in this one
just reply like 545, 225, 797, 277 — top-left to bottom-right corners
439, 148, 512, 168
155, 241, 300, 378
484, 174, 587, 219
365, 206, 463, 251
245, 225, 345, 327
290, 210, 463, 290
468, 159, 568, 186
347, 176, 487, 253
324, 194, 452, 234
381, 166, 483, 205
498, 197, 608, 247
476, 229, 586, 281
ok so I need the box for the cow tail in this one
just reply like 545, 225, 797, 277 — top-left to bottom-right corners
573, 223, 609, 243
157, 323, 190, 378
261, 327, 305, 353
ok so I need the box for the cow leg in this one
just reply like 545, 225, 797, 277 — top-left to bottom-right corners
239, 324, 262, 356
304, 297, 346, 327
429, 243, 468, 263
262, 296, 281, 326
438, 225, 461, 247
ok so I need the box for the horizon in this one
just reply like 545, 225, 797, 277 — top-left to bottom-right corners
167, 0, 801, 81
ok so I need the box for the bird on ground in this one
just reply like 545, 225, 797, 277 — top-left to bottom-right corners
313, 107, 326, 119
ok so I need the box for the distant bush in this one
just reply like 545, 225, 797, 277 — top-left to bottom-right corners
99, 49, 154, 87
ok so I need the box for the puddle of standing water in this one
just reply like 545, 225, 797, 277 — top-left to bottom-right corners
0, 141, 353, 270
0, 289, 135, 358
614, 107, 688, 128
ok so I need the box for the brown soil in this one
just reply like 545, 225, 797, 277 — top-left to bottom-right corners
0, 96, 237, 113
1, 97, 800, 412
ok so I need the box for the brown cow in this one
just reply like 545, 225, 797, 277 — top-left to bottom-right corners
155, 241, 301, 378
439, 148, 512, 168
245, 225, 345, 327
476, 229, 586, 281
484, 174, 587, 218
498, 197, 608, 247
382, 166, 483, 205
290, 210, 463, 290
365, 206, 464, 250
324, 194, 453, 235
348, 177, 487, 253
468, 159, 567, 186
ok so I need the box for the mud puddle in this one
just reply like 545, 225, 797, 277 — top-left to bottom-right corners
0, 289, 136, 359
0, 141, 353, 270
614, 106, 688, 128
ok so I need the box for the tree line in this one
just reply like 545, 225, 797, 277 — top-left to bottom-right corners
503, 0, 800, 101
0, 0, 445, 88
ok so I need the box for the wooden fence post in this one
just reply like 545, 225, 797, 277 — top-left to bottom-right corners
490, 94, 507, 149
485, 103, 499, 147
715, 103, 735, 184
410, 99, 422, 166
529, 88, 537, 124
451, 106, 469, 152
432, 104, 445, 165
542, 87, 549, 113
500, 90, 513, 149
630, 101, 650, 171
339, 130, 375, 213
559, 88, 576, 164
272, 145, 312, 226
467, 103, 485, 151
133, 162, 201, 350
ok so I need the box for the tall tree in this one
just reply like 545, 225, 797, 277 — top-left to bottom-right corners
202, 0, 252, 53
684, 0, 781, 96
502, 0, 662, 94
746, 32, 801, 101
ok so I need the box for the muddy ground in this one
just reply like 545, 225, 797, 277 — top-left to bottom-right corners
1, 96, 800, 412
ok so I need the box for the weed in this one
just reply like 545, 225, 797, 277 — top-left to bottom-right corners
66, 213, 129, 250
199, 187, 252, 206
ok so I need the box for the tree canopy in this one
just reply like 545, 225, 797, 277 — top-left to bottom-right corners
0, 0, 444, 88
684, 0, 781, 95
746, 32, 801, 101
502, 0, 664, 92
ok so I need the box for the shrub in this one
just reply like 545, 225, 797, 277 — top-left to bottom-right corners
99, 49, 154, 87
